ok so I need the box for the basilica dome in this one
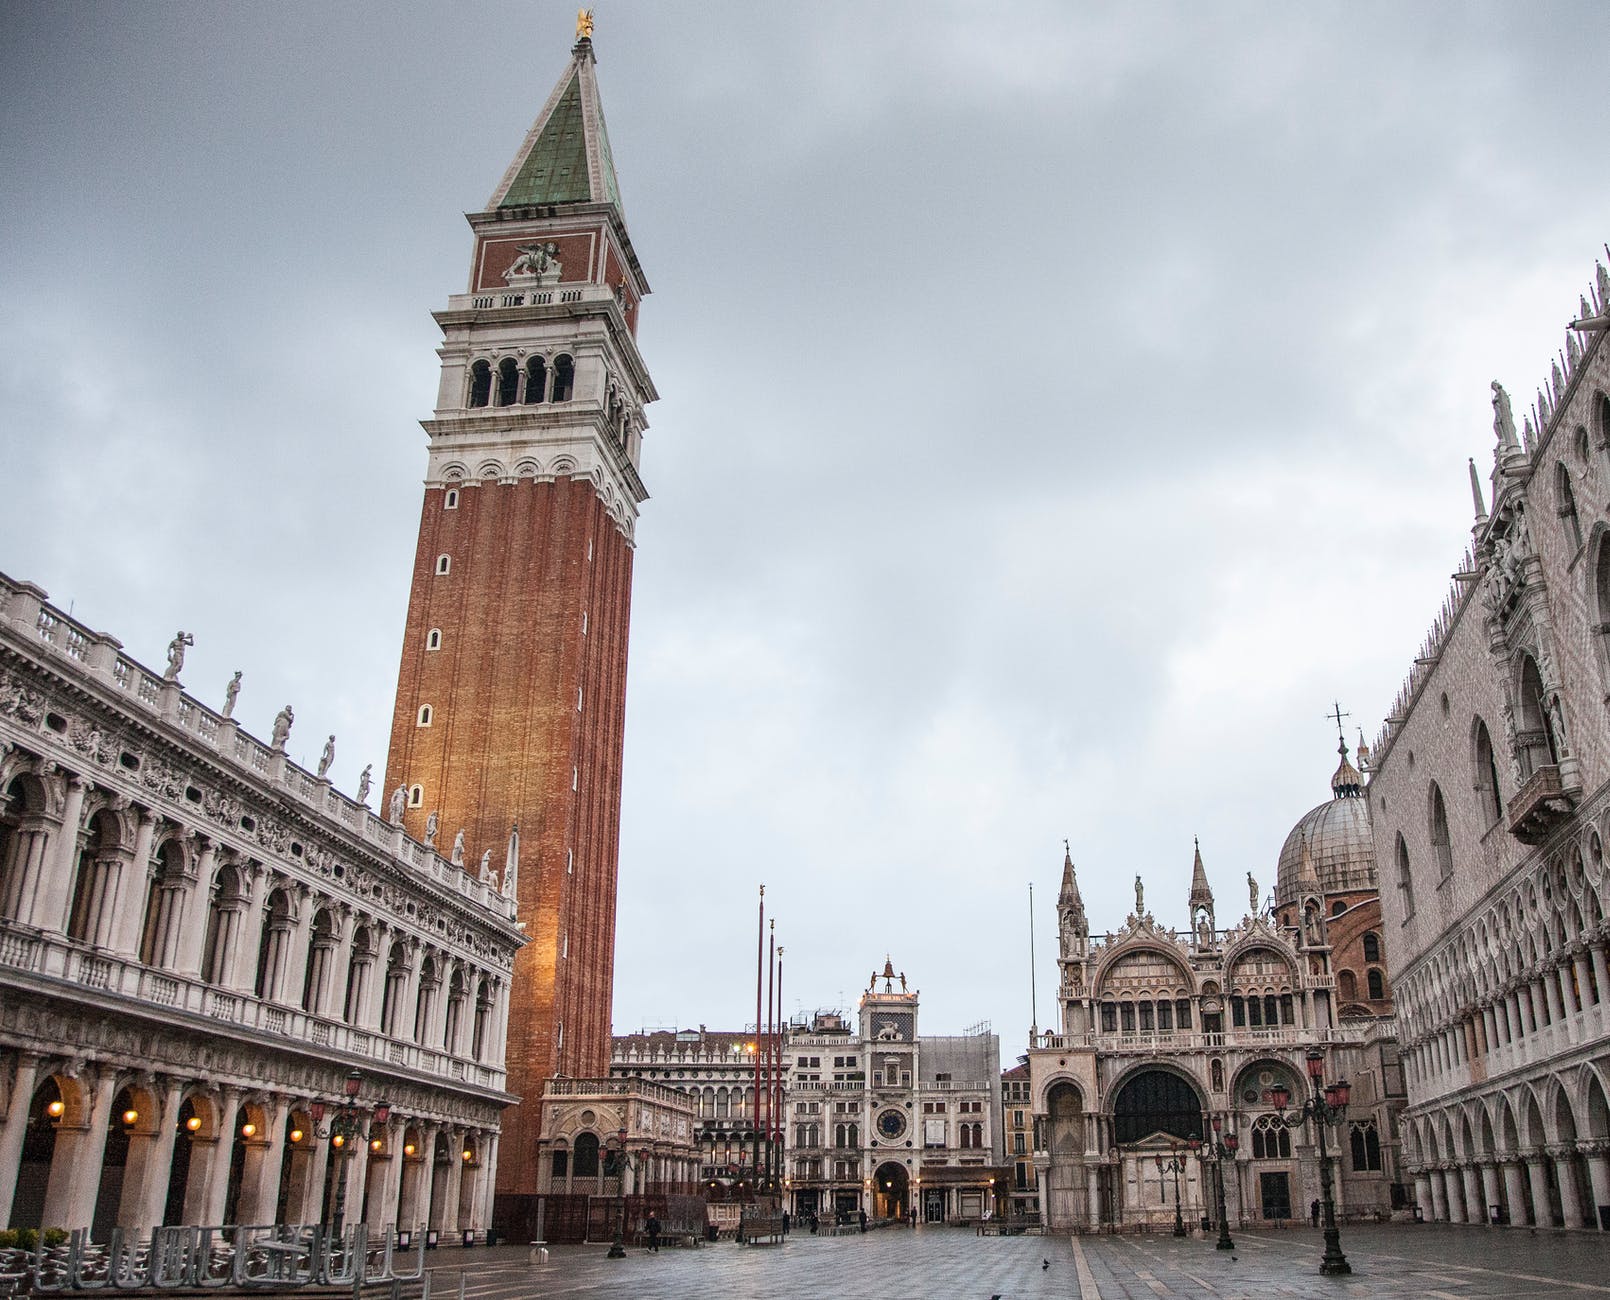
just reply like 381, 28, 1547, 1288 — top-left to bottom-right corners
1275, 743, 1378, 906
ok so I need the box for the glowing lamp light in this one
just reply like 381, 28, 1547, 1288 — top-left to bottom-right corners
404, 1143, 417, 1157
370, 1138, 384, 1152
332, 1134, 345, 1149
241, 1122, 257, 1138
122, 1109, 139, 1125
289, 1129, 304, 1144
461, 1149, 473, 1162
186, 1115, 203, 1133
46, 1100, 65, 1119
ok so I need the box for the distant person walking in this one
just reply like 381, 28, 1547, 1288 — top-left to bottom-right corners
1310, 1199, 1320, 1228
646, 1213, 661, 1253
859, 1208, 868, 1233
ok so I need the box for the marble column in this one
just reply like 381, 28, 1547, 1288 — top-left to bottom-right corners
1429, 1168, 1448, 1221
41, 1068, 117, 1231
279, 890, 315, 1009
1583, 1145, 1610, 1228
1462, 1163, 1485, 1223
1541, 975, 1562, 1028
197, 1090, 243, 1226
173, 840, 216, 979
1590, 944, 1610, 1008
37, 776, 87, 932
1502, 1160, 1529, 1225
108, 811, 159, 955
437, 1131, 463, 1236
1, 824, 51, 925
1526, 1156, 1553, 1227
282, 1121, 324, 1227
238, 1096, 290, 1225
1554, 1150, 1584, 1228
474, 1134, 499, 1233
1478, 1162, 1500, 1225
122, 1080, 183, 1234
1412, 1173, 1431, 1221
0, 1054, 41, 1229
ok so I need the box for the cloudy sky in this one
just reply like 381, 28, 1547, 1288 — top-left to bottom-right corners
4, 2, 1608, 1054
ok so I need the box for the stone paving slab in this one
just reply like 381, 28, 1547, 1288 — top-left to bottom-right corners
431, 1223, 1610, 1299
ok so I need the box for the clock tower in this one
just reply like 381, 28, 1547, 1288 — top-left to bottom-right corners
384, 29, 657, 1211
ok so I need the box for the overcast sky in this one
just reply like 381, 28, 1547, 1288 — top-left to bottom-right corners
4, 2, 1608, 1056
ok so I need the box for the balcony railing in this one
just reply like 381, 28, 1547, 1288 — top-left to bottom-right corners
1508, 763, 1575, 844
0, 921, 506, 1094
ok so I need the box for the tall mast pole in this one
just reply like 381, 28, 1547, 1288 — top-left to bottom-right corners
775, 944, 785, 1195
753, 884, 764, 1183
765, 918, 776, 1193
1029, 881, 1039, 1042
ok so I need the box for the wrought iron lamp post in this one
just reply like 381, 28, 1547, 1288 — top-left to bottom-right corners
1155, 1146, 1188, 1237
1188, 1116, 1239, 1250
1269, 1048, 1351, 1276
605, 1128, 649, 1260
310, 1071, 390, 1237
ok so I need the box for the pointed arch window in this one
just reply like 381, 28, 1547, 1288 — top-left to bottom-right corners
1557, 462, 1583, 553
1472, 717, 1503, 825
1251, 1114, 1292, 1160
1516, 653, 1557, 775
1396, 833, 1414, 918
467, 360, 492, 408
1428, 782, 1453, 880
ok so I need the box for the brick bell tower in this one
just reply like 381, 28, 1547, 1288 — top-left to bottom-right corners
385, 28, 656, 1208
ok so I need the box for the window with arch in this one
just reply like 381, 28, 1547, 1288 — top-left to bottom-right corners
551, 353, 575, 402
435, 554, 450, 575
417, 704, 433, 727
467, 359, 491, 408
1338, 969, 1357, 1001
1349, 1120, 1382, 1171
426, 629, 442, 651
1557, 462, 1583, 553
1362, 931, 1381, 963
524, 356, 546, 404
572, 1131, 600, 1178
1396, 833, 1414, 917
495, 357, 519, 407
443, 488, 459, 510
1250, 1114, 1292, 1160
1429, 782, 1453, 880
1516, 653, 1557, 775
1472, 717, 1503, 825
1367, 968, 1386, 999
407, 784, 423, 808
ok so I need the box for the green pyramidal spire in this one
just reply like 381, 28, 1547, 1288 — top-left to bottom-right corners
487, 36, 624, 214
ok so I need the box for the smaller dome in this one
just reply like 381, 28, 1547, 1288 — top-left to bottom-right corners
1276, 745, 1377, 906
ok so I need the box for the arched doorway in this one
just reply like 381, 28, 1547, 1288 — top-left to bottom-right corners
1043, 1081, 1088, 1229
1111, 1069, 1206, 1229
873, 1161, 909, 1221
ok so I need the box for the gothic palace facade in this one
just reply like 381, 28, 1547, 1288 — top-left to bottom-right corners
1369, 263, 1610, 1230
0, 576, 524, 1238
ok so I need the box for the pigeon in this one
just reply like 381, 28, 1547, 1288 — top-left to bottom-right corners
1043, 1259, 1051, 1270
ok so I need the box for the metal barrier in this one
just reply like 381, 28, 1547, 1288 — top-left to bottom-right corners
28, 1225, 426, 1293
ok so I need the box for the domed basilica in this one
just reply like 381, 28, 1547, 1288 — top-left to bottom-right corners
1024, 742, 1406, 1230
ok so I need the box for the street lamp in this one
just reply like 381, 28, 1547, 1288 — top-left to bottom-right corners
310, 1071, 390, 1236
605, 1129, 650, 1260
1155, 1145, 1187, 1237
1268, 1048, 1351, 1276
1189, 1116, 1239, 1251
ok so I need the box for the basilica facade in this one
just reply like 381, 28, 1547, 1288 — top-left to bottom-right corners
0, 576, 523, 1238
1025, 751, 1406, 1231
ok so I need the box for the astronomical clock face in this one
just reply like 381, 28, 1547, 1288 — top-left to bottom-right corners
877, 1109, 907, 1141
